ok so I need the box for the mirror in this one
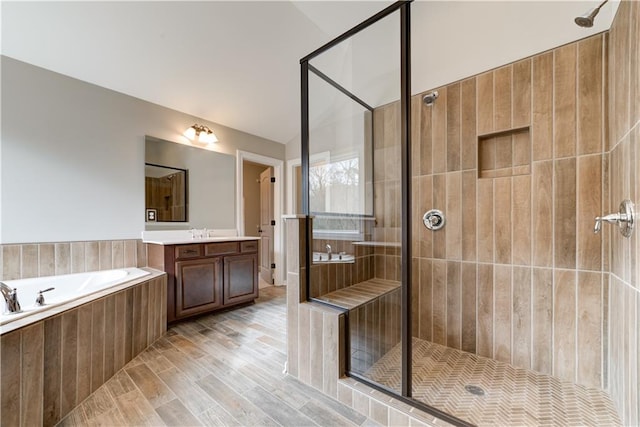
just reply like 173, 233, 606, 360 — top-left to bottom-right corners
145, 164, 187, 222
145, 136, 236, 230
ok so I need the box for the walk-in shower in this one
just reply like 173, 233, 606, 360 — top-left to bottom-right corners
300, 0, 629, 425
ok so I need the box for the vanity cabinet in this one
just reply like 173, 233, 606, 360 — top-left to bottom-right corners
148, 239, 259, 323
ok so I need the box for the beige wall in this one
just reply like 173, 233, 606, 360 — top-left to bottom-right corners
1, 56, 285, 244
607, 1, 640, 424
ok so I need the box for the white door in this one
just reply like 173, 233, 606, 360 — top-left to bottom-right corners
259, 167, 274, 284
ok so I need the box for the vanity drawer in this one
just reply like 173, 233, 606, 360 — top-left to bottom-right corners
175, 244, 202, 259
241, 240, 258, 253
205, 242, 239, 256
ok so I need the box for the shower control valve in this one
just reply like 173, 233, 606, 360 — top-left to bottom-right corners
423, 209, 446, 231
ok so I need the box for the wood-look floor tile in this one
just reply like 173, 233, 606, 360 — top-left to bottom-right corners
125, 363, 177, 409
155, 398, 203, 427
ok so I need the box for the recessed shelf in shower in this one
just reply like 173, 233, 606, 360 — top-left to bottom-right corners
478, 125, 531, 179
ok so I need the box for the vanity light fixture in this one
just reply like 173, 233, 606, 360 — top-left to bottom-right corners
183, 124, 218, 144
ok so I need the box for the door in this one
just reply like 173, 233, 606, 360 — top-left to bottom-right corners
259, 167, 274, 284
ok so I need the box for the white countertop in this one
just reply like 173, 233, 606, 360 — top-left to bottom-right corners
142, 229, 259, 245
144, 236, 260, 245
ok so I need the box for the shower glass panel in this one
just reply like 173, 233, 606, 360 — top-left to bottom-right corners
304, 7, 404, 396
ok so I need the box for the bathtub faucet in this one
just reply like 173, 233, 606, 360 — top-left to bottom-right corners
0, 281, 21, 314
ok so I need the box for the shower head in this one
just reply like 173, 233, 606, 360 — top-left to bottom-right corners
423, 91, 439, 106
575, 0, 608, 28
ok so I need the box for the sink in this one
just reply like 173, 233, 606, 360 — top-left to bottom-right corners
312, 252, 355, 263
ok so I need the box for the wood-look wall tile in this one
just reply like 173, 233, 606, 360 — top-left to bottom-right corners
99, 241, 112, 271
136, 241, 147, 268
418, 176, 433, 259
446, 261, 461, 349
124, 288, 134, 364
43, 316, 62, 426
432, 260, 447, 346
494, 177, 512, 264
420, 91, 433, 176
611, 0, 631, 145
70, 242, 85, 274
85, 241, 99, 272
479, 136, 496, 174
322, 311, 339, 398
1, 330, 22, 427
532, 52, 554, 160
554, 158, 577, 269
21, 244, 39, 279
55, 243, 71, 275
112, 241, 124, 269
513, 59, 532, 128
477, 72, 494, 135
512, 174, 531, 265
432, 87, 447, 174
578, 35, 604, 155
632, 1, 640, 125
554, 43, 577, 158
412, 95, 422, 177
532, 268, 553, 374
61, 311, 79, 416
411, 258, 420, 340
554, 270, 577, 383
310, 309, 324, 390
76, 304, 93, 403
513, 132, 530, 169
446, 172, 462, 260
298, 304, 311, 385
477, 179, 494, 263
3, 245, 21, 280
577, 271, 603, 388
418, 258, 432, 341
578, 154, 603, 271
512, 267, 532, 369
494, 265, 512, 363
532, 161, 553, 267
432, 175, 446, 259
21, 322, 44, 426
447, 82, 461, 172
132, 286, 144, 357
477, 264, 494, 358
140, 284, 150, 347
461, 171, 476, 261
461, 78, 477, 170
38, 244, 55, 278
494, 65, 512, 130
103, 295, 116, 381
461, 263, 477, 353
123, 240, 137, 268
91, 299, 105, 393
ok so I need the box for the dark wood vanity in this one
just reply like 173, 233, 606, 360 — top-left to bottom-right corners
148, 239, 259, 323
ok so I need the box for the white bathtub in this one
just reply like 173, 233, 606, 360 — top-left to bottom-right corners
0, 267, 150, 328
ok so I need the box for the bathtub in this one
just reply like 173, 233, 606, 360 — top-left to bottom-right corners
0, 267, 150, 329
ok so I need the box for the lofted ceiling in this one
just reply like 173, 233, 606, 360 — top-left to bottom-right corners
1, 1, 618, 145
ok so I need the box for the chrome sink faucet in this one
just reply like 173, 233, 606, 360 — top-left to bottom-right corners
0, 281, 21, 314
326, 244, 332, 260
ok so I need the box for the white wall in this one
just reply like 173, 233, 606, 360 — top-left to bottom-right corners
0, 56, 285, 244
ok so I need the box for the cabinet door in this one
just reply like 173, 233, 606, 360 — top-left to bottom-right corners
175, 257, 222, 318
223, 254, 258, 306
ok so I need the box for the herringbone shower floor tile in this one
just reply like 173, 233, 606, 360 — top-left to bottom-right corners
365, 338, 621, 427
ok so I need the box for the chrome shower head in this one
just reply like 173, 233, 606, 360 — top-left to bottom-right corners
575, 0, 608, 28
423, 91, 439, 106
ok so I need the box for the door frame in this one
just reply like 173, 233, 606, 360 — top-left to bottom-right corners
236, 150, 284, 286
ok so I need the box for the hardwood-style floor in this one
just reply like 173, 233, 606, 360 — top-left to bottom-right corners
57, 286, 377, 427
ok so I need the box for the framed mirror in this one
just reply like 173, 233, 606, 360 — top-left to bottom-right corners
144, 163, 188, 222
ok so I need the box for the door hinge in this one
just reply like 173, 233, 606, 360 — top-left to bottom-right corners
271, 263, 276, 269
270, 177, 276, 183
270, 220, 276, 226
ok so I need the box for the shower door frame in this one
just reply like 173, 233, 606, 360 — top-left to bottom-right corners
300, 2, 469, 426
